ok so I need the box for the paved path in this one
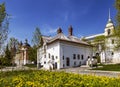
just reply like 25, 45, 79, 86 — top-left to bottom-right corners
59, 66, 120, 77
1, 66, 120, 77
0, 66, 37, 72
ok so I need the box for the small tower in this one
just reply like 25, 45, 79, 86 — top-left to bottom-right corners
22, 39, 30, 65
57, 27, 62, 34
104, 9, 115, 36
68, 25, 73, 36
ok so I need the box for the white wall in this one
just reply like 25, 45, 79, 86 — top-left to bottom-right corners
100, 37, 120, 63
37, 40, 93, 70
60, 42, 92, 69
46, 41, 60, 69
113, 50, 120, 63
38, 41, 60, 69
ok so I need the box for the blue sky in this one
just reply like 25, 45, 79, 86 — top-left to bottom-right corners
0, 0, 116, 45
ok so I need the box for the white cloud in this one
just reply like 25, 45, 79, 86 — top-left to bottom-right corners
76, 33, 84, 38
41, 24, 58, 35
64, 12, 68, 22
49, 28, 57, 34
8, 15, 17, 19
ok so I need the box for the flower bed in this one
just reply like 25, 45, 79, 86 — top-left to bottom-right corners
0, 70, 120, 87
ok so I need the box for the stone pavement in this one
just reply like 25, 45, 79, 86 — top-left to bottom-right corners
0, 66, 37, 72
1, 65, 120, 77
59, 66, 120, 77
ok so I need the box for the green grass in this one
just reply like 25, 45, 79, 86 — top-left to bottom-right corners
92, 63, 120, 71
0, 66, 5, 69
0, 70, 36, 78
24, 64, 37, 68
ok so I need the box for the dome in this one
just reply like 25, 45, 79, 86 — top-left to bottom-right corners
24, 39, 30, 47
106, 9, 114, 28
106, 20, 114, 28
24, 42, 30, 47
108, 18, 113, 23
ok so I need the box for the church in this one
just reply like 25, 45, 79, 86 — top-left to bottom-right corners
14, 39, 31, 66
37, 10, 119, 70
85, 10, 120, 63
37, 26, 93, 70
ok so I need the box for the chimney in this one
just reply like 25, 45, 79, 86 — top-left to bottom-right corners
57, 27, 62, 34
68, 25, 73, 36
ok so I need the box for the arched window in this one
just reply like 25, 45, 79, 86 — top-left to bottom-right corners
52, 55, 54, 60
108, 29, 111, 35
81, 55, 84, 60
48, 53, 50, 58
73, 54, 76, 59
77, 54, 80, 60
112, 39, 114, 44
111, 52, 114, 55
74, 61, 76, 66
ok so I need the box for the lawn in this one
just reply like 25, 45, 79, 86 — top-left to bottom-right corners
24, 64, 37, 68
92, 63, 120, 71
1, 70, 120, 87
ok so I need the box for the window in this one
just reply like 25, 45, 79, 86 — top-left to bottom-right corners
111, 52, 114, 55
63, 64, 65, 67
96, 53, 99, 56
81, 55, 84, 60
88, 56, 90, 59
108, 29, 111, 35
73, 54, 76, 59
77, 54, 80, 60
44, 61, 46, 64
48, 53, 50, 58
44, 55, 46, 58
56, 56, 58, 59
112, 39, 114, 44
63, 56, 64, 60
74, 61, 76, 66
44, 46, 46, 53
52, 55, 54, 60
66, 57, 70, 66
79, 61, 81, 66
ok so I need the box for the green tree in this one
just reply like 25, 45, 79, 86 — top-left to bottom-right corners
32, 27, 43, 47
114, 0, 120, 49
7, 37, 19, 65
3, 44, 12, 66
30, 27, 43, 64
28, 46, 37, 64
0, 3, 9, 53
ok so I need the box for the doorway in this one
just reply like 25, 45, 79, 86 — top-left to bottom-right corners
66, 57, 70, 66
54, 62, 57, 69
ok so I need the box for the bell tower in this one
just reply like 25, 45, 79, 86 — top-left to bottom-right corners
104, 9, 115, 36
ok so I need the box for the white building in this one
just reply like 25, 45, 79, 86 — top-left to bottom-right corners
14, 39, 31, 66
85, 10, 120, 63
37, 26, 93, 70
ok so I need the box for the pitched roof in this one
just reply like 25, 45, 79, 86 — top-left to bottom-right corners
42, 33, 91, 46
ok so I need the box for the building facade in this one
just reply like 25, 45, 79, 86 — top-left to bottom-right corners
37, 26, 93, 70
14, 39, 31, 66
85, 10, 120, 63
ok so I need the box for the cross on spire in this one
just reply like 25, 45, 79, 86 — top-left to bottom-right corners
108, 8, 112, 23
109, 8, 111, 20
